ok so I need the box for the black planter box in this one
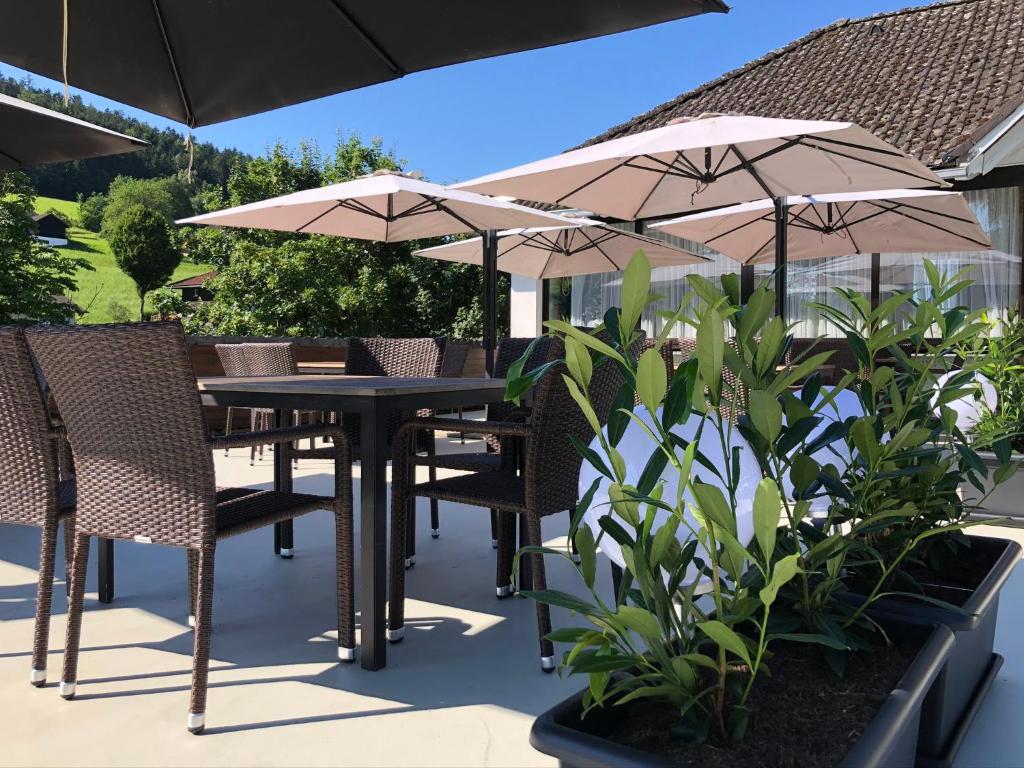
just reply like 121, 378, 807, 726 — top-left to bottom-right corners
859, 535, 1020, 767
530, 620, 955, 768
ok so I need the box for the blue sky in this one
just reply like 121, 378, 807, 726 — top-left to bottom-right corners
1, 0, 932, 185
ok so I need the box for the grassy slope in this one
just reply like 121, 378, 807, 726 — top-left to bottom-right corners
34, 196, 214, 324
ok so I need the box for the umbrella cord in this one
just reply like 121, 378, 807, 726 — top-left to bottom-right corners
62, 0, 69, 106
184, 133, 194, 183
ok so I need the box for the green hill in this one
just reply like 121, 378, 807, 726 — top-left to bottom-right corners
34, 197, 215, 324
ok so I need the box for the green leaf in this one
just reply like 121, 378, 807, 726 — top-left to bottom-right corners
651, 517, 680, 567
606, 384, 635, 447
574, 525, 597, 589
562, 374, 603, 438
696, 308, 724, 404
753, 478, 781, 561
621, 250, 652, 332
759, 553, 801, 607
608, 483, 641, 526
636, 347, 667, 413
616, 605, 663, 642
698, 620, 751, 667
766, 633, 849, 650
691, 481, 737, 537
564, 336, 593, 388
791, 452, 821, 495
993, 462, 1018, 486
748, 390, 782, 442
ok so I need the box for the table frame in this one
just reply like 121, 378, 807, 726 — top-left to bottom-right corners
197, 375, 507, 670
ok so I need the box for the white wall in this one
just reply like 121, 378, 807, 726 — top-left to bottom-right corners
35, 235, 68, 247
509, 275, 543, 337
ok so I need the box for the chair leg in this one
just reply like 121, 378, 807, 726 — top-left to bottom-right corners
335, 439, 355, 662
60, 534, 90, 700
458, 406, 465, 444
30, 518, 60, 686
495, 511, 516, 598
524, 513, 555, 672
224, 406, 234, 455
62, 517, 74, 586
427, 435, 439, 538
187, 549, 198, 627
405, 498, 416, 568
489, 509, 498, 548
188, 545, 216, 735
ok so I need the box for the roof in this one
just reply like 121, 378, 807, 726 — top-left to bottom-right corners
167, 271, 218, 289
582, 0, 1024, 168
32, 212, 67, 226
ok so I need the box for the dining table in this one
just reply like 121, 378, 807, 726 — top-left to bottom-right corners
196, 374, 508, 670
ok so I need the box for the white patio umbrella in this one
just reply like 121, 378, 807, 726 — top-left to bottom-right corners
177, 171, 576, 372
456, 114, 946, 317
649, 189, 991, 264
414, 219, 708, 279
0, 92, 147, 169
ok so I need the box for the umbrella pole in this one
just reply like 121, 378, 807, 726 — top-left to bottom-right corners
870, 253, 881, 310
774, 197, 789, 321
482, 230, 498, 377
740, 266, 755, 304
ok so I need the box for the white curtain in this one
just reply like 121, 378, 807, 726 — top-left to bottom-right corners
571, 186, 1023, 338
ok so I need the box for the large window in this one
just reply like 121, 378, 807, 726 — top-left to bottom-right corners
570, 185, 1023, 338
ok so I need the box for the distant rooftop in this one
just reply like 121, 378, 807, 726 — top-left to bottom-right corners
582, 0, 1024, 169
167, 270, 218, 289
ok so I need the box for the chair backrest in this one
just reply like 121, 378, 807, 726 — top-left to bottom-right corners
345, 337, 445, 378
215, 343, 249, 377
489, 336, 553, 424
26, 322, 217, 547
241, 342, 299, 376
438, 341, 470, 378
0, 327, 60, 526
525, 334, 634, 515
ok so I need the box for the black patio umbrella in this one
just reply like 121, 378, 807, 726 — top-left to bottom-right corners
0, 1, 728, 128
0, 92, 147, 169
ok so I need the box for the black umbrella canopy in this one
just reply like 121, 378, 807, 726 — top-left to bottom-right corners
0, 0, 728, 128
0, 92, 148, 169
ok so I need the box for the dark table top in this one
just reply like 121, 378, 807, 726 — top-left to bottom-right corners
198, 374, 505, 398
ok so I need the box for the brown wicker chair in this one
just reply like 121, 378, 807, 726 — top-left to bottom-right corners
410, 336, 553, 551
388, 336, 624, 671
0, 326, 76, 688
213, 343, 266, 464
26, 322, 355, 735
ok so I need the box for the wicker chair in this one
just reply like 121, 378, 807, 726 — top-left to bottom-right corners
213, 343, 267, 464
241, 342, 322, 456
410, 336, 553, 553
388, 336, 625, 670
26, 322, 355, 734
0, 326, 76, 688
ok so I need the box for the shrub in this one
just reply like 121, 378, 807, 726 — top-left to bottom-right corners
106, 204, 181, 321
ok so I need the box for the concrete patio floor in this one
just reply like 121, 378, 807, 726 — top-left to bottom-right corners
1, 426, 1023, 766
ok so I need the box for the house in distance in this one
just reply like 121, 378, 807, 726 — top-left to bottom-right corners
166, 270, 218, 302
32, 212, 68, 247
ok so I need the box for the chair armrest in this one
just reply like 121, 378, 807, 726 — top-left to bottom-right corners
207, 423, 349, 452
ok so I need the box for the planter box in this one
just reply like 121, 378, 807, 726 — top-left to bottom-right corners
860, 535, 1021, 767
964, 451, 1024, 525
530, 620, 954, 768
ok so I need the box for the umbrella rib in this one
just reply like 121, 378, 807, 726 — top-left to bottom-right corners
296, 201, 344, 233
862, 202, 992, 247
555, 157, 633, 204
797, 139, 941, 186
632, 151, 682, 219
699, 213, 768, 246
424, 196, 487, 235
325, 0, 403, 75
0, 147, 22, 166
580, 228, 620, 270
338, 198, 387, 219
727, 144, 777, 198
744, 231, 778, 265
149, 0, 196, 128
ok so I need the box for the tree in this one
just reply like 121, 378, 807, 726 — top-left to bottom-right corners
106, 204, 181, 320
0, 171, 91, 323
101, 174, 194, 235
77, 192, 107, 232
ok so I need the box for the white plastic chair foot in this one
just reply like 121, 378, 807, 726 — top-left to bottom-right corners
29, 668, 46, 687
491, 538, 498, 549
187, 712, 205, 734
571, 553, 582, 564
404, 556, 415, 568
279, 548, 293, 559
386, 627, 405, 643
541, 656, 556, 673
187, 614, 196, 628
337, 646, 356, 662
431, 529, 440, 539
59, 681, 76, 699
496, 585, 514, 598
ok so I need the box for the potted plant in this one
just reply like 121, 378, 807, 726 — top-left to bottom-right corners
507, 252, 967, 768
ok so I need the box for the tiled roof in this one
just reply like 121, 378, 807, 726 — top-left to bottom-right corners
582, 0, 1024, 167
167, 270, 218, 289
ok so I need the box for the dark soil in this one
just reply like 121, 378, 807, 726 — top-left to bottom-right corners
600, 638, 921, 768
851, 536, 1001, 607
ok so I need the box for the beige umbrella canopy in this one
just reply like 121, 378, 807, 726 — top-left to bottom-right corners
455, 114, 944, 221
415, 220, 708, 278
650, 189, 992, 264
178, 171, 572, 240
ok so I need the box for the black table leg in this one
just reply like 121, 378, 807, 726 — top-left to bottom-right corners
272, 408, 295, 558
97, 537, 114, 603
361, 404, 389, 670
